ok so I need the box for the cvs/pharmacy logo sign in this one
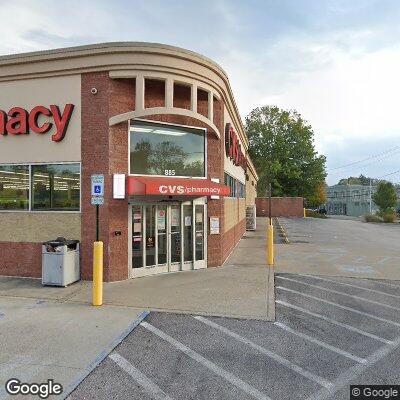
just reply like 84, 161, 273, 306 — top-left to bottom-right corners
0, 104, 74, 142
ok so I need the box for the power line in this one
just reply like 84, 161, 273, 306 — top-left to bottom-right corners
376, 168, 400, 179
328, 145, 400, 171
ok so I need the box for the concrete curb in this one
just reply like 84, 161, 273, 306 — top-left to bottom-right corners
266, 267, 276, 321
63, 310, 150, 399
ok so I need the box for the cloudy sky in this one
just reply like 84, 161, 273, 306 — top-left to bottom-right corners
1, 0, 400, 185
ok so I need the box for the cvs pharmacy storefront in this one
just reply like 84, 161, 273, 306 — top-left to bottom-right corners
0, 42, 257, 282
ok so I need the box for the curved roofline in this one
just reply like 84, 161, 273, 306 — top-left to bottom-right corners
0, 41, 229, 78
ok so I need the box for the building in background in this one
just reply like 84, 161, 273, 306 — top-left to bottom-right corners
326, 184, 378, 216
0, 42, 258, 281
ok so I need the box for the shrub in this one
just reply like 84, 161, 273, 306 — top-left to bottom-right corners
380, 210, 396, 223
306, 210, 327, 219
364, 213, 382, 223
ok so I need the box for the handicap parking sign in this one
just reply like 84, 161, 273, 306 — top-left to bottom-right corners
94, 185, 102, 194
91, 175, 104, 197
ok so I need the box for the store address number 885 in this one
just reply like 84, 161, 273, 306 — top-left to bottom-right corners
164, 170, 175, 176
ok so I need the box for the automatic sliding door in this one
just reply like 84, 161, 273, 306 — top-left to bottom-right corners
145, 205, 156, 266
132, 206, 143, 269
183, 204, 193, 264
157, 205, 167, 265
195, 205, 204, 261
170, 205, 181, 265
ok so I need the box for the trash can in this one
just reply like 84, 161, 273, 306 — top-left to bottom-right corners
42, 237, 80, 287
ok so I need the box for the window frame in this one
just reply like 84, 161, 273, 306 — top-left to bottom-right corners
0, 162, 81, 213
129, 118, 207, 179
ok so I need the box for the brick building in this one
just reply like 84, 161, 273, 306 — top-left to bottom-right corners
0, 42, 258, 281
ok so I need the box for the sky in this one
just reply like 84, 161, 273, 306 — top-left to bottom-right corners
1, 0, 400, 185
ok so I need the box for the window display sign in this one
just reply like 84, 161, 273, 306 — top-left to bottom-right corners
184, 216, 192, 226
171, 208, 180, 226
157, 209, 166, 230
210, 217, 220, 235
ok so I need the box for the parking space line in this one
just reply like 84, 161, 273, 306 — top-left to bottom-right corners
274, 322, 367, 364
307, 335, 400, 400
276, 300, 392, 344
295, 274, 400, 299
140, 321, 271, 400
109, 353, 173, 400
194, 316, 333, 389
277, 276, 400, 311
277, 286, 400, 328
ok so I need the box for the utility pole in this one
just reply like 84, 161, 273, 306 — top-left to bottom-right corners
369, 178, 372, 214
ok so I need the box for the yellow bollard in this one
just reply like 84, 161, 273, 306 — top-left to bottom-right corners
303, 207, 306, 218
267, 220, 274, 266
93, 241, 103, 306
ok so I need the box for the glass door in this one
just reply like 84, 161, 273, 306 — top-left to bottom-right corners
130, 200, 206, 278
169, 204, 182, 272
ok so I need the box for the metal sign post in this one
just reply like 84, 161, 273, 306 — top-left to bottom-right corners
91, 174, 104, 306
91, 174, 104, 241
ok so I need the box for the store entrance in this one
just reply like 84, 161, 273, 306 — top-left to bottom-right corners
130, 199, 206, 278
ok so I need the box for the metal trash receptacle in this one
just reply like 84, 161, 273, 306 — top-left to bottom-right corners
42, 237, 80, 287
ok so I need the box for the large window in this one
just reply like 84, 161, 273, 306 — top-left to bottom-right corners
0, 163, 80, 212
32, 164, 80, 211
224, 173, 245, 198
0, 165, 29, 210
130, 121, 206, 177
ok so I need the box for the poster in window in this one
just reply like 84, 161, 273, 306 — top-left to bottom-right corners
171, 208, 180, 226
157, 209, 166, 230
184, 216, 192, 226
133, 223, 141, 233
196, 212, 203, 223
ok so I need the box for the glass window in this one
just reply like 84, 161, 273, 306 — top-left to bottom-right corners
0, 165, 29, 210
130, 121, 205, 177
32, 164, 80, 211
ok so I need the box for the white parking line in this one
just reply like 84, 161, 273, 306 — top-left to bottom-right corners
307, 335, 400, 400
276, 300, 392, 344
109, 353, 173, 400
277, 276, 400, 311
274, 322, 367, 364
277, 286, 400, 328
140, 321, 271, 400
194, 315, 333, 389
295, 274, 400, 299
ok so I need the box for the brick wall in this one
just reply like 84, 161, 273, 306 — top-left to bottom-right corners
256, 197, 304, 217
0, 76, 248, 280
0, 242, 42, 278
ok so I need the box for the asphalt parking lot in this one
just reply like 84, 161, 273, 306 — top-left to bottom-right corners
68, 273, 400, 400
275, 217, 400, 280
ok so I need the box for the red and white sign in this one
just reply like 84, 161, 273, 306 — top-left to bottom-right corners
225, 123, 246, 169
0, 104, 74, 142
128, 176, 230, 197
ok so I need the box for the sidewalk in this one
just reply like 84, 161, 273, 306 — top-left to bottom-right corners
0, 219, 273, 398
0, 280, 145, 400
68, 218, 274, 320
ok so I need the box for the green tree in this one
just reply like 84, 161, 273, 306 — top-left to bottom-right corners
372, 181, 397, 212
245, 105, 326, 200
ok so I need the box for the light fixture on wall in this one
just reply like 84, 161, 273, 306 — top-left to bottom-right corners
91, 87, 98, 95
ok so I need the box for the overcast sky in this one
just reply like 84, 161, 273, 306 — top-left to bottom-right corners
1, 0, 399, 185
